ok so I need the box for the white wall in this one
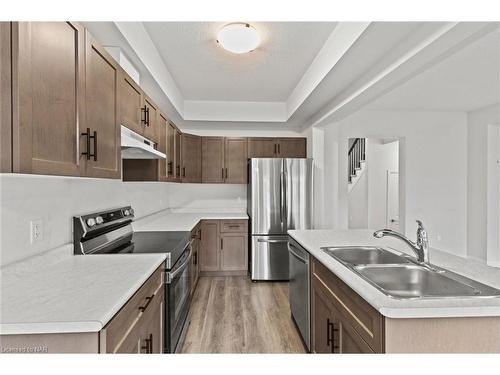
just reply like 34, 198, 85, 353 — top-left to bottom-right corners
367, 140, 399, 229
467, 104, 500, 263
317, 110, 468, 257
348, 170, 368, 228
0, 174, 245, 267
486, 124, 500, 267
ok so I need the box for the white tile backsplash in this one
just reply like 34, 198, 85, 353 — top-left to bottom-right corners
0, 174, 247, 266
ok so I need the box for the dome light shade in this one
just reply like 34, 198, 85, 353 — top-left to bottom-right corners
217, 23, 260, 54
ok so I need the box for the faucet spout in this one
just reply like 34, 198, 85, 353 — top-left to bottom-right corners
373, 221, 430, 264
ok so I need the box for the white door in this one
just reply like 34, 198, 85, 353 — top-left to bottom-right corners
386, 171, 399, 230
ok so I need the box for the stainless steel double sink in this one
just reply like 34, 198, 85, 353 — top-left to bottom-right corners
321, 246, 500, 299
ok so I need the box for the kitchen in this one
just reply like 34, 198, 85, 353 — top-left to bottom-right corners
1, 1, 500, 373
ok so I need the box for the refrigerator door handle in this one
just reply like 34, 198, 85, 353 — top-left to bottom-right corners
280, 170, 284, 230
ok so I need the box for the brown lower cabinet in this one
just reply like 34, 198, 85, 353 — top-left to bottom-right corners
199, 219, 248, 275
311, 257, 384, 353
0, 265, 164, 353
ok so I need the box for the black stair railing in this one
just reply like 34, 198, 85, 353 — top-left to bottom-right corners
348, 138, 365, 183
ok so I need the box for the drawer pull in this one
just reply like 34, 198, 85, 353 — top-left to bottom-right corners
227, 225, 240, 228
138, 295, 154, 312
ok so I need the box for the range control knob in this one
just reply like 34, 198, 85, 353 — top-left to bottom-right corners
123, 209, 130, 216
95, 216, 104, 225
129, 208, 134, 216
86, 218, 96, 227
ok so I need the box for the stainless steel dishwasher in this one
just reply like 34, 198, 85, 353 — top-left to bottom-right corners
288, 238, 310, 351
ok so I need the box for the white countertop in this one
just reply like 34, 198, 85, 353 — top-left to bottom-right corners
0, 245, 166, 335
133, 208, 248, 232
288, 229, 500, 319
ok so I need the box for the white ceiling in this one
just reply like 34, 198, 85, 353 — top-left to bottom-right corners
367, 28, 500, 112
143, 22, 337, 102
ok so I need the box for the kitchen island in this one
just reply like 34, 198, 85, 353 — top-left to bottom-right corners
289, 229, 500, 353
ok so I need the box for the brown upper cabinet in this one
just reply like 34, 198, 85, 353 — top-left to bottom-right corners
118, 68, 160, 145
201, 137, 248, 184
158, 113, 168, 182
225, 138, 248, 183
247, 138, 276, 158
83, 30, 121, 179
174, 127, 182, 181
142, 95, 159, 144
248, 137, 307, 159
181, 133, 201, 183
202, 137, 225, 183
278, 138, 307, 158
165, 121, 182, 182
9, 22, 119, 179
1, 22, 12, 172
11, 22, 86, 177
119, 70, 143, 135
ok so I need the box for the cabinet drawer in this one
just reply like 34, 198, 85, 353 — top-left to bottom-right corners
312, 258, 384, 353
102, 265, 164, 353
220, 220, 248, 233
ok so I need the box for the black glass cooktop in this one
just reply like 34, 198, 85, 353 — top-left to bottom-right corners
126, 231, 191, 268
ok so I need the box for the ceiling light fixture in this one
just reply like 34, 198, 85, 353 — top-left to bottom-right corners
217, 23, 260, 54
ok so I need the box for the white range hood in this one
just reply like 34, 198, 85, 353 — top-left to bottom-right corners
121, 126, 166, 159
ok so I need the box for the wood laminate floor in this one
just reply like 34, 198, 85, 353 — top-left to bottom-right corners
181, 276, 307, 353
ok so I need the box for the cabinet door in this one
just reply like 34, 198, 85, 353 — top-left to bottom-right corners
83, 31, 121, 179
338, 319, 374, 354
165, 121, 176, 181
200, 220, 220, 272
158, 113, 168, 181
143, 95, 159, 143
119, 70, 143, 135
224, 137, 248, 184
220, 233, 248, 271
278, 138, 306, 158
12, 22, 85, 176
202, 137, 224, 183
1, 22, 12, 172
175, 129, 182, 181
181, 133, 201, 183
248, 138, 277, 158
311, 282, 337, 353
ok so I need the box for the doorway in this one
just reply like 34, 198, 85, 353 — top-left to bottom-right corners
347, 138, 400, 230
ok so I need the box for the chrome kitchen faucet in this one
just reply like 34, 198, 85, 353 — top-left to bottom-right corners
373, 220, 430, 264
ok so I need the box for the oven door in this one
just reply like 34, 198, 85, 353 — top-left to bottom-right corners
165, 243, 192, 353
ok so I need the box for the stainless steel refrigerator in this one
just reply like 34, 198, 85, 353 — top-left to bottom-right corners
248, 158, 313, 281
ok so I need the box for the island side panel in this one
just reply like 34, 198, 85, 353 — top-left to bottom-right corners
0, 332, 99, 353
385, 316, 500, 353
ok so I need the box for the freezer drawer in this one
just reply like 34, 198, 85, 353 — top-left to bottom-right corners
251, 235, 289, 281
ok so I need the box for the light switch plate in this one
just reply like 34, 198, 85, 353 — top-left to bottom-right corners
30, 220, 43, 243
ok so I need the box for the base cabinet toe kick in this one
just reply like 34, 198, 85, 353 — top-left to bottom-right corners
309, 256, 500, 354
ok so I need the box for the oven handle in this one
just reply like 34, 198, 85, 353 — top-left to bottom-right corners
165, 246, 192, 284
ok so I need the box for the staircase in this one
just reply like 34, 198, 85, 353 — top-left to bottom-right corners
348, 138, 366, 185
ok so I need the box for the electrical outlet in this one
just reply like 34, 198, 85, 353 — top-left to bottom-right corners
30, 220, 43, 243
